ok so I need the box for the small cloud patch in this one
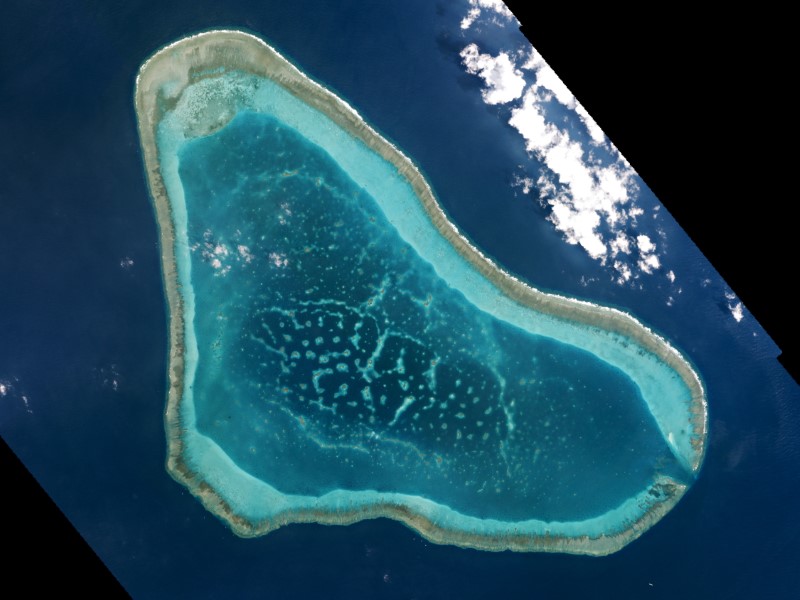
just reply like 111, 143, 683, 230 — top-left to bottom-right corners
0, 377, 32, 413
460, 0, 516, 31
269, 252, 289, 268
460, 44, 526, 105
725, 291, 745, 322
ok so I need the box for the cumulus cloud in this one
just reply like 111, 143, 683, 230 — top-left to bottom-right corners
521, 48, 606, 145
0, 377, 32, 413
190, 229, 259, 276
609, 232, 632, 257
237, 244, 254, 263
730, 302, 744, 322
460, 0, 516, 30
507, 84, 637, 264
460, 44, 526, 105
636, 235, 654, 253
456, 37, 672, 284
635, 235, 660, 274
269, 252, 289, 268
456, 2, 687, 286
725, 291, 744, 322
638, 252, 661, 274
512, 174, 536, 194
613, 260, 632, 284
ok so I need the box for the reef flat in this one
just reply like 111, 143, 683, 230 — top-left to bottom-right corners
135, 30, 708, 555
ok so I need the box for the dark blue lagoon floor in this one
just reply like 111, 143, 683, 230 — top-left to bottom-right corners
1, 1, 798, 598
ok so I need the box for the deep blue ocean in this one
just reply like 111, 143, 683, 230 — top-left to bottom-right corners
1, 1, 798, 598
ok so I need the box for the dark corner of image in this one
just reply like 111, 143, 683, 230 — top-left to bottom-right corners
506, 2, 797, 385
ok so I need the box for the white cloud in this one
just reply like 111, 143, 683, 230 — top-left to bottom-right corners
730, 302, 744, 322
237, 244, 254, 263
460, 44, 526, 105
269, 252, 289, 268
613, 260, 632, 284
460, 7, 481, 30
725, 291, 744, 322
521, 49, 572, 105
635, 235, 660, 274
636, 234, 655, 253
521, 48, 606, 145
507, 85, 637, 262
458, 35, 670, 284
460, 0, 515, 30
191, 230, 233, 276
0, 378, 32, 413
575, 104, 605, 145
638, 252, 661, 274
512, 174, 535, 194
609, 232, 631, 256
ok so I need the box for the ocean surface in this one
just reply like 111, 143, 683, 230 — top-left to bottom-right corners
1, 1, 798, 598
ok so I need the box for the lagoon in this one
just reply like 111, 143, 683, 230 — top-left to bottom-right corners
135, 30, 707, 555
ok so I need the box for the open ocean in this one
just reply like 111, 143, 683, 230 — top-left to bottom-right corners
2, 1, 798, 598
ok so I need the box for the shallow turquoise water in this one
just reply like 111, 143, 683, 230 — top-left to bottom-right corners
176, 110, 683, 522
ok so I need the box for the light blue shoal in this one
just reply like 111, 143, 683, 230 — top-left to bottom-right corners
185, 425, 674, 540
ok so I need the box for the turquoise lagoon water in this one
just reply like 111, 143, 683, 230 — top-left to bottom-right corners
156, 71, 695, 537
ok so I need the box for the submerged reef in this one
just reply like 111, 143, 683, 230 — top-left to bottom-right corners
135, 30, 707, 555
